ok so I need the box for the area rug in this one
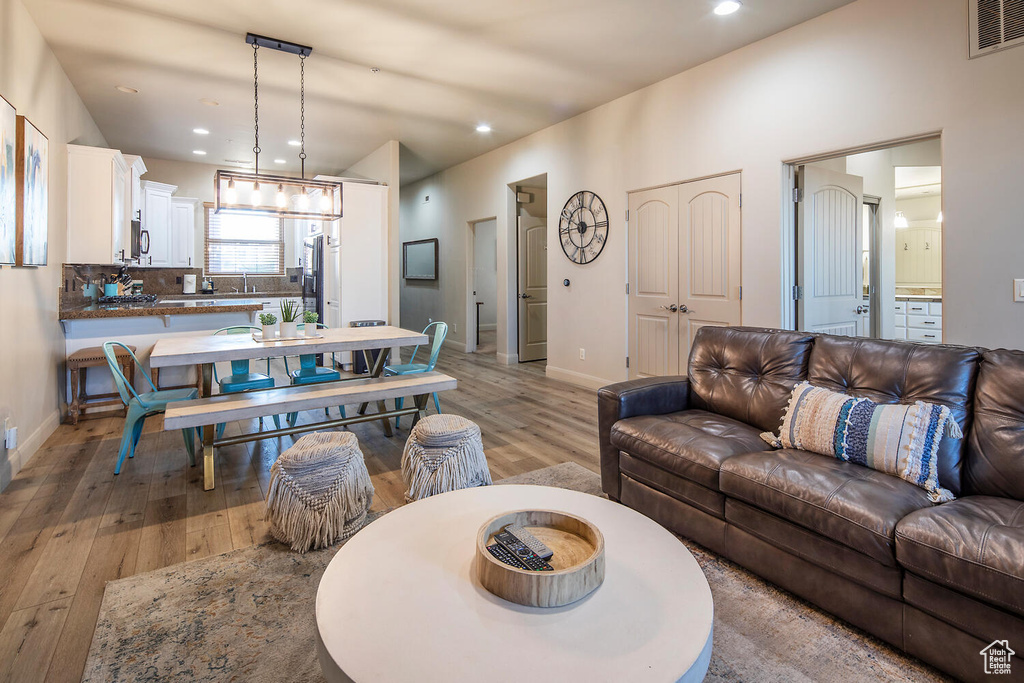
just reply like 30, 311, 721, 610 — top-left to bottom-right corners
82, 462, 948, 682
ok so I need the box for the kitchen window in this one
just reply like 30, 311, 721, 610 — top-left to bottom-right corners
204, 204, 284, 275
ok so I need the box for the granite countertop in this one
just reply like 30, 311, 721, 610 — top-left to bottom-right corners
895, 295, 943, 303
165, 291, 303, 300
60, 299, 265, 321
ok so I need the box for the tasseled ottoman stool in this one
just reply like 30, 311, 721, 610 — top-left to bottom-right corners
401, 414, 492, 501
266, 432, 375, 553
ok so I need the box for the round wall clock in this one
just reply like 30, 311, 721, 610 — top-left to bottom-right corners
558, 190, 608, 265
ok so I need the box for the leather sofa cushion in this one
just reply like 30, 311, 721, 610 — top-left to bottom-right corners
620, 452, 726, 518
720, 449, 935, 566
965, 349, 1024, 499
610, 409, 769, 491
688, 327, 814, 433
903, 573, 1024, 648
896, 496, 1024, 617
806, 335, 980, 498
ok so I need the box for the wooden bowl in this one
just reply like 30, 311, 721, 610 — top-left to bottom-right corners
475, 509, 605, 608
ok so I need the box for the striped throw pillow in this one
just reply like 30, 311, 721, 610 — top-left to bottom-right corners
761, 382, 961, 502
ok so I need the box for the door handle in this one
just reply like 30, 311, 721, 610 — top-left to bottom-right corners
140, 230, 150, 254
520, 293, 533, 299
679, 305, 690, 314
856, 305, 869, 314
660, 304, 678, 312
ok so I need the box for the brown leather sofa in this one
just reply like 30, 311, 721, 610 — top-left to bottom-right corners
598, 327, 1023, 682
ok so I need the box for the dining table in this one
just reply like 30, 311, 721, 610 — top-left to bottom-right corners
150, 325, 429, 489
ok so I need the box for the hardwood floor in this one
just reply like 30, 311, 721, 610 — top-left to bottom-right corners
0, 346, 601, 682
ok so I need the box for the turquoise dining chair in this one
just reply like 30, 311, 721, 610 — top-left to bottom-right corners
386, 321, 448, 429
283, 322, 347, 427
102, 341, 197, 474
212, 326, 281, 437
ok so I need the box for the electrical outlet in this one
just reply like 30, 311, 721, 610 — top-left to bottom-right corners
1015, 279, 1024, 303
579, 348, 586, 361
453, 323, 457, 333
428, 317, 433, 323
5, 425, 17, 450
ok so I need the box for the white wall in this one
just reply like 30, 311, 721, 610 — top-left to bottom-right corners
400, 0, 1024, 388
0, 0, 106, 488
473, 219, 497, 329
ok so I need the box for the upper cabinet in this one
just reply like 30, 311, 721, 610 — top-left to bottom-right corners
170, 197, 200, 268
66, 145, 131, 264
140, 181, 177, 267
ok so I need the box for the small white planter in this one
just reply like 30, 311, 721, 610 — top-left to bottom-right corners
261, 324, 277, 340
280, 321, 299, 339
305, 323, 319, 337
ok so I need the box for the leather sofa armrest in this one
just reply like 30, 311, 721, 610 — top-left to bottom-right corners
597, 376, 690, 500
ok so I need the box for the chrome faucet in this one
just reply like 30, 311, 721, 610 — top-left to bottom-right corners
242, 272, 247, 293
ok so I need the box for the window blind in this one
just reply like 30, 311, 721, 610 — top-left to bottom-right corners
204, 204, 284, 275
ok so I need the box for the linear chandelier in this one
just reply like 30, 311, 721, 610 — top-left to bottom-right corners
214, 33, 342, 220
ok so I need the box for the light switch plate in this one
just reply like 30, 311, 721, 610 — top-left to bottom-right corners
1015, 279, 1024, 302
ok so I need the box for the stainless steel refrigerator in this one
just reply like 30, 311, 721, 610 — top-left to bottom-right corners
302, 235, 324, 324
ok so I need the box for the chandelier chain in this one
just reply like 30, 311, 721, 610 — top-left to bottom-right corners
253, 43, 261, 176
299, 54, 307, 178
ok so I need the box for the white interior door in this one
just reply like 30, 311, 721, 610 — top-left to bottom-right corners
798, 167, 864, 335
517, 216, 547, 362
678, 174, 743, 360
628, 186, 679, 377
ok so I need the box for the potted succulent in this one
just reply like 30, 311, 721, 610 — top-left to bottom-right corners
303, 310, 320, 336
259, 312, 277, 340
280, 299, 300, 338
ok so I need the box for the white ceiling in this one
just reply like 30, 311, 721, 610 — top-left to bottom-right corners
24, 0, 854, 182
895, 166, 942, 200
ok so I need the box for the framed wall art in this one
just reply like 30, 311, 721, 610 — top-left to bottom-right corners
403, 238, 439, 280
16, 115, 47, 266
0, 95, 15, 265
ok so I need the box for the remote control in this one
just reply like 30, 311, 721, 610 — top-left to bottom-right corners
492, 529, 554, 571
486, 543, 530, 570
505, 524, 554, 560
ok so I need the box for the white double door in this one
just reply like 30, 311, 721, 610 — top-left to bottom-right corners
628, 173, 742, 378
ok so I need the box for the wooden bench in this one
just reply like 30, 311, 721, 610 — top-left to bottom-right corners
165, 371, 457, 489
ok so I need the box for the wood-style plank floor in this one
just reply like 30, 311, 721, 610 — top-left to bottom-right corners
0, 338, 600, 682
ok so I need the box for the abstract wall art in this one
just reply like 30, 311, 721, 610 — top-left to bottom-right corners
16, 115, 47, 266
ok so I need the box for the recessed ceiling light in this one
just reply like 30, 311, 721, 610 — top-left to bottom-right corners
193, 128, 210, 135
274, 159, 286, 164
475, 124, 492, 133
192, 150, 207, 156
115, 85, 138, 94
370, 67, 380, 74
287, 140, 301, 147
200, 98, 219, 107
714, 1, 742, 15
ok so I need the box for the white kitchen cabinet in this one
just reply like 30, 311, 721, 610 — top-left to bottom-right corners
66, 145, 130, 264
140, 181, 177, 267
123, 154, 146, 224
171, 197, 199, 268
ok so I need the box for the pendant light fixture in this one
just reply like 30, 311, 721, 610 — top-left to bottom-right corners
214, 33, 342, 220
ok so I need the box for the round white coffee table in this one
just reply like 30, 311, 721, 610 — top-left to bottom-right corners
315, 485, 714, 682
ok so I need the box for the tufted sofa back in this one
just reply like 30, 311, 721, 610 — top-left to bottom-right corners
688, 327, 814, 433
806, 335, 980, 497
965, 349, 1024, 500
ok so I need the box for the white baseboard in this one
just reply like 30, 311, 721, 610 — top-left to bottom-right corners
445, 339, 468, 353
478, 323, 497, 332
544, 366, 610, 391
496, 352, 518, 365
0, 408, 60, 492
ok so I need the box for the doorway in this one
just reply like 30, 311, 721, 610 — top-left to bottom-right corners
515, 178, 548, 363
470, 218, 497, 354
787, 136, 944, 343
627, 172, 743, 378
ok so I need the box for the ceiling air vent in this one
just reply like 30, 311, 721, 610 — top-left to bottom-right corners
970, 0, 1024, 58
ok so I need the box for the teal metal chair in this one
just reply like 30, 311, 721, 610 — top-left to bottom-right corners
386, 321, 448, 429
212, 326, 281, 437
283, 322, 347, 427
102, 341, 197, 475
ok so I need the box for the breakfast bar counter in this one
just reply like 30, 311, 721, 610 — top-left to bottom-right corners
59, 298, 265, 321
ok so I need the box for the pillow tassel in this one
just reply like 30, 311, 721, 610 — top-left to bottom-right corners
760, 432, 782, 448
945, 418, 963, 440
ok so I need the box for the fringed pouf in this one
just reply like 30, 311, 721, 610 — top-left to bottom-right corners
401, 414, 492, 501
266, 431, 374, 553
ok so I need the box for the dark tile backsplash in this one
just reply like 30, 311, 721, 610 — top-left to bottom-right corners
60, 264, 302, 311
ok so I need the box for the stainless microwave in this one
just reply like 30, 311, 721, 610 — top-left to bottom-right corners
130, 213, 149, 262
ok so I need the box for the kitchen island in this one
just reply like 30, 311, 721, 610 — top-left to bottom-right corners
60, 298, 268, 401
